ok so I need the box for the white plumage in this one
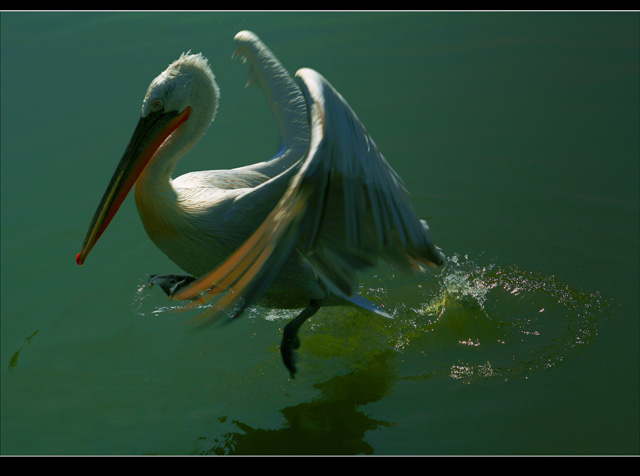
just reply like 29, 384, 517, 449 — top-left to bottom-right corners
77, 31, 444, 376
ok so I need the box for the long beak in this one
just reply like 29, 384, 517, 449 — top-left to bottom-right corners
76, 106, 191, 265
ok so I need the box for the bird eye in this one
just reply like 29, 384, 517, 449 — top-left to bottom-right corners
150, 98, 163, 111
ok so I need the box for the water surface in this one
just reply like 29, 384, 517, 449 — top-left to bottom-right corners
1, 11, 638, 455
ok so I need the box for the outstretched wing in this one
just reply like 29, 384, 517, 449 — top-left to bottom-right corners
173, 67, 444, 324
231, 30, 309, 177
292, 68, 445, 298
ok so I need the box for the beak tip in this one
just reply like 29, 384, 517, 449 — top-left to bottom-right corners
76, 252, 85, 266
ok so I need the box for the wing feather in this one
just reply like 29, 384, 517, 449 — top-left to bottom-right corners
172, 64, 444, 325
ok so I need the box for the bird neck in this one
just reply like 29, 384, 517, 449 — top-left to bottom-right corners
134, 101, 213, 201
133, 131, 184, 207
133, 108, 206, 239
133, 142, 182, 246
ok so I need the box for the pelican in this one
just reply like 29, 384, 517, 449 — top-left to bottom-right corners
76, 31, 445, 377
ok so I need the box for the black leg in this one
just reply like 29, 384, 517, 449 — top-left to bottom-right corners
281, 300, 321, 378
147, 274, 197, 298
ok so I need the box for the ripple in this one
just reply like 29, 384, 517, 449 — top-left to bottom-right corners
383, 253, 610, 383
131, 280, 186, 317
131, 278, 294, 322
129, 255, 610, 383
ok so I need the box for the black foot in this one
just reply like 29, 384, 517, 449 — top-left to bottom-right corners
280, 300, 321, 378
147, 274, 197, 299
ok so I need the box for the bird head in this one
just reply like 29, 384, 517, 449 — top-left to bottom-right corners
76, 52, 219, 266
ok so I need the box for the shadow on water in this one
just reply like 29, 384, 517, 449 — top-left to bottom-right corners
197, 354, 396, 455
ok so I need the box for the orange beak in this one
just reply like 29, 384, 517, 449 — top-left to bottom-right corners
76, 106, 191, 265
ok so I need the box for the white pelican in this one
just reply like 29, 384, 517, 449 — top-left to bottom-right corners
76, 31, 445, 377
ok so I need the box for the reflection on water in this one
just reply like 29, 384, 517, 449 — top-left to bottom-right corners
197, 355, 395, 455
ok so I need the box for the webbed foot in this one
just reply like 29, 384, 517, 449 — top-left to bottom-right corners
147, 274, 197, 299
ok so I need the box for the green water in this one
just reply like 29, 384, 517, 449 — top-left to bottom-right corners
1, 11, 638, 455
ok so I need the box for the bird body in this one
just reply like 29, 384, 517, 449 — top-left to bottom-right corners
76, 31, 444, 376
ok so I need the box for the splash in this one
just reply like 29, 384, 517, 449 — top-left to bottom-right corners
131, 277, 294, 322
131, 280, 187, 317
381, 253, 609, 383
129, 254, 609, 383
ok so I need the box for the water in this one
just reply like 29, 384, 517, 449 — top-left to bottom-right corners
1, 11, 638, 455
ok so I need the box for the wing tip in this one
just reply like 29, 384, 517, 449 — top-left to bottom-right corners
234, 30, 259, 43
